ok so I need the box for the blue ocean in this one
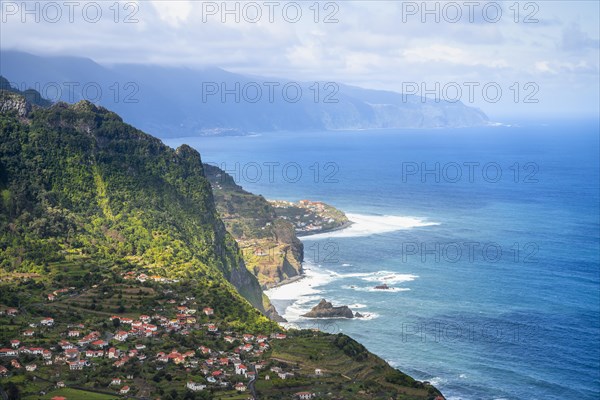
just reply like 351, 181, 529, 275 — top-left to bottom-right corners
164, 119, 600, 400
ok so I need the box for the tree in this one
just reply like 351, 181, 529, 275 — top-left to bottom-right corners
5, 381, 21, 400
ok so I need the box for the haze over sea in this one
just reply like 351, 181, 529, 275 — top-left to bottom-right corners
164, 119, 600, 400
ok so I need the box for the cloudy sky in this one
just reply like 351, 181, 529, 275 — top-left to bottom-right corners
1, 0, 599, 118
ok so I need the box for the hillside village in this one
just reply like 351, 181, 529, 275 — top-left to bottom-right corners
0, 271, 308, 399
0, 268, 443, 400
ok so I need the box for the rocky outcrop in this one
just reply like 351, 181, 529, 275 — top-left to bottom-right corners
302, 299, 355, 319
0, 90, 31, 117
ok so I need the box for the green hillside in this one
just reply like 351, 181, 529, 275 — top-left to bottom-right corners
0, 88, 270, 326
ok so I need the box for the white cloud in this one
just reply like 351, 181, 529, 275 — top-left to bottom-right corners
401, 45, 508, 68
150, 0, 192, 27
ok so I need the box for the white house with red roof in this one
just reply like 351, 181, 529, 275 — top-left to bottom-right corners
235, 364, 248, 377
107, 348, 119, 359
139, 315, 151, 323
114, 331, 129, 341
64, 348, 79, 359
0, 348, 17, 357
68, 360, 86, 370
91, 339, 108, 348
235, 383, 247, 392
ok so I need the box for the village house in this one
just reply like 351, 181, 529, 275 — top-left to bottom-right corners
0, 347, 19, 357
108, 348, 119, 359
186, 382, 206, 391
64, 348, 79, 359
224, 336, 235, 343
203, 307, 214, 316
25, 364, 37, 372
40, 317, 54, 326
59, 340, 74, 350
68, 360, 86, 370
234, 383, 247, 392
10, 340, 20, 348
30, 347, 44, 355
294, 392, 316, 400
114, 331, 129, 341
120, 386, 130, 394
235, 364, 248, 377
110, 378, 122, 385
91, 339, 108, 348
68, 330, 80, 337
114, 357, 130, 368
0, 366, 8, 376
22, 330, 34, 337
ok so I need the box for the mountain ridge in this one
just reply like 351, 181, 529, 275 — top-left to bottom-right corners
1, 50, 489, 138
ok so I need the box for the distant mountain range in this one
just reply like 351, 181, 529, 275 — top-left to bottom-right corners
1, 50, 489, 137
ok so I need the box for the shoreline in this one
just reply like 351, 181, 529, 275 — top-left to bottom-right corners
264, 273, 307, 290
295, 220, 355, 238
265, 220, 356, 291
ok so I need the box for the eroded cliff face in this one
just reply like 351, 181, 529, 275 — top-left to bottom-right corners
203, 164, 304, 289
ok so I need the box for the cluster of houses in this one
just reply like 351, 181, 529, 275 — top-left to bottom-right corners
270, 200, 339, 234
1, 296, 295, 397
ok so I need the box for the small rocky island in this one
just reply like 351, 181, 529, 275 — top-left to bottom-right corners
303, 299, 356, 319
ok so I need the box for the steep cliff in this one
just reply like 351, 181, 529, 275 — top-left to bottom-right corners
204, 163, 304, 289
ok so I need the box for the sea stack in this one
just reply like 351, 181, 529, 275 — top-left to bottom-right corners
302, 299, 355, 319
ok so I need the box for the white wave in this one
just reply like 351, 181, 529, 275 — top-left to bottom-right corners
343, 285, 411, 293
328, 270, 418, 283
355, 312, 379, 320
347, 303, 367, 309
303, 213, 439, 239
360, 271, 419, 284
265, 265, 333, 301
428, 376, 448, 386
341, 263, 353, 267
